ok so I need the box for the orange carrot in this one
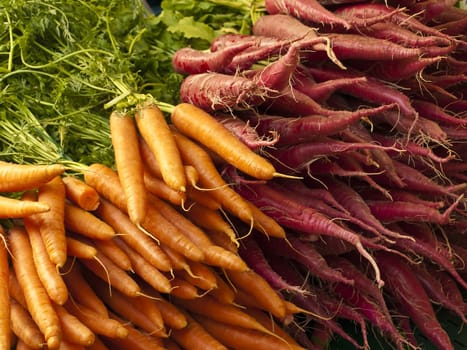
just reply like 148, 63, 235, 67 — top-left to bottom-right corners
163, 338, 183, 350
94, 198, 172, 272
0, 161, 65, 192
171, 314, 228, 350
62, 176, 100, 211
79, 250, 141, 297
0, 195, 50, 219
247, 200, 287, 239
16, 338, 38, 350
64, 300, 128, 339
148, 194, 247, 271
171, 103, 278, 180
146, 290, 188, 330
84, 335, 108, 350
65, 237, 97, 260
185, 203, 238, 247
23, 210, 69, 305
64, 202, 115, 240
209, 272, 236, 304
226, 269, 287, 320
56, 339, 86, 350
176, 261, 218, 291
10, 298, 45, 350
168, 276, 201, 299
9, 226, 62, 350
172, 130, 253, 223
159, 244, 190, 272
207, 230, 239, 253
91, 238, 132, 272
110, 111, 147, 225
53, 304, 95, 347
185, 187, 222, 211
61, 262, 108, 317
113, 237, 172, 294
132, 295, 166, 333
144, 170, 186, 206
0, 226, 10, 350
136, 104, 187, 193
105, 312, 167, 350
36, 176, 67, 268
8, 270, 27, 309
175, 295, 272, 334
85, 163, 204, 262
195, 314, 306, 350
89, 273, 167, 337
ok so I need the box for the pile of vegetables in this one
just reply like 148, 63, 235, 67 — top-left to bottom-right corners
0, 0, 465, 349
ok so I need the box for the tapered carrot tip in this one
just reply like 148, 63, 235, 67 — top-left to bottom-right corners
47, 335, 61, 350
115, 326, 129, 339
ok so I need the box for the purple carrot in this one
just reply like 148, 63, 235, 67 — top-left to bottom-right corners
374, 251, 455, 350
264, 0, 351, 29
319, 177, 413, 241
366, 195, 464, 224
171, 42, 253, 75
440, 125, 467, 141
359, 187, 446, 210
329, 281, 408, 350
238, 236, 308, 294
407, 0, 459, 23
214, 114, 279, 151
255, 234, 355, 285
246, 103, 396, 145
390, 223, 467, 291
307, 66, 418, 118
266, 137, 399, 170
334, 3, 454, 40
412, 99, 467, 127
234, 182, 384, 287
179, 72, 268, 111
412, 264, 467, 323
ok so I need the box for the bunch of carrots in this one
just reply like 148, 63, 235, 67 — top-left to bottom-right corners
0, 100, 313, 350
169, 0, 467, 349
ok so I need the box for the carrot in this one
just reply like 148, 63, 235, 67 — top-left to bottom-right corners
176, 261, 218, 291
148, 193, 247, 271
175, 294, 273, 334
9, 225, 62, 350
144, 170, 186, 206
89, 272, 167, 337
168, 276, 201, 299
56, 340, 86, 350
146, 290, 188, 330
64, 202, 116, 240
247, 200, 287, 239
226, 269, 287, 320
8, 270, 27, 309
65, 237, 98, 260
64, 300, 128, 339
84, 336, 108, 350
136, 104, 186, 193
195, 314, 306, 350
171, 103, 278, 180
61, 262, 108, 317
109, 111, 147, 225
208, 272, 237, 304
171, 314, 228, 350
184, 204, 238, 247
104, 313, 167, 350
16, 339, 39, 350
36, 176, 67, 268
10, 298, 45, 350
207, 230, 239, 253
0, 194, 50, 218
159, 244, 191, 272
53, 304, 95, 347
171, 130, 253, 223
85, 163, 203, 262
113, 237, 173, 294
23, 208, 69, 305
79, 250, 141, 298
186, 186, 222, 211
0, 226, 10, 350
94, 198, 172, 272
62, 176, 100, 211
91, 238, 132, 272
0, 161, 65, 192
132, 295, 166, 333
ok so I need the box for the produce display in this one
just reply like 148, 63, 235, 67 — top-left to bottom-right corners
0, 0, 466, 349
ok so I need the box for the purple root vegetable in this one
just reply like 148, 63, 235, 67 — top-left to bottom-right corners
412, 264, 467, 323
234, 182, 384, 288
412, 99, 467, 127
179, 72, 269, 111
374, 251, 455, 350
238, 236, 308, 295
214, 115, 279, 151
246, 103, 396, 145
171, 42, 253, 75
329, 281, 408, 350
406, 0, 459, 23
307, 66, 418, 118
366, 194, 464, 225
255, 233, 355, 286
264, 0, 352, 29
